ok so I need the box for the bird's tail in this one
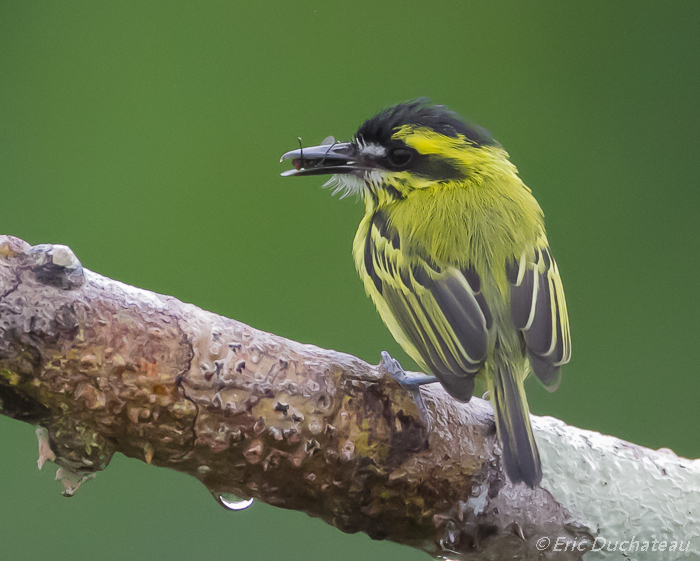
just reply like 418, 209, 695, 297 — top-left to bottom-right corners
489, 358, 542, 487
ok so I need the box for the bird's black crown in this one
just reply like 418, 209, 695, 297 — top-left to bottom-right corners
355, 99, 496, 147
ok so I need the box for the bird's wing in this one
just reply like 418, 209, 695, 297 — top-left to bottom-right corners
365, 214, 491, 401
507, 244, 571, 390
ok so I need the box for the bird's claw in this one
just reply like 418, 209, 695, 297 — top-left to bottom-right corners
379, 351, 437, 390
379, 351, 434, 432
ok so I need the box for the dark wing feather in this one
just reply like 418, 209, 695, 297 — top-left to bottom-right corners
508, 245, 571, 391
367, 216, 491, 402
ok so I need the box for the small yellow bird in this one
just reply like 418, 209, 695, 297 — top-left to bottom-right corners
281, 100, 570, 487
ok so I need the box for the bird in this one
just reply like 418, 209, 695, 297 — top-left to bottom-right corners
280, 100, 570, 487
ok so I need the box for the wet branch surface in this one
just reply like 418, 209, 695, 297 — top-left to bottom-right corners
1, 236, 698, 560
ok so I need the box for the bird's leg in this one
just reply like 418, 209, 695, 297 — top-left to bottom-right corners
379, 351, 437, 389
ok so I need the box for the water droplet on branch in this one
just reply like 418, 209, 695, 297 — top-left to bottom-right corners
215, 492, 254, 511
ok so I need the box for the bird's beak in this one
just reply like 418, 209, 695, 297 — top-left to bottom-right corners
280, 142, 362, 177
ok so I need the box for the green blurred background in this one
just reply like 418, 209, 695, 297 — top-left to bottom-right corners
1, 2, 699, 559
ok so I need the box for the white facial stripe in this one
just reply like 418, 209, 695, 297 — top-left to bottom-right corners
360, 143, 387, 157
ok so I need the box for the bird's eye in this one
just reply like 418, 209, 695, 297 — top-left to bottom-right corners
387, 148, 414, 168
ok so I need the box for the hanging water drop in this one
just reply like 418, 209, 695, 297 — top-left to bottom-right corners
216, 492, 254, 511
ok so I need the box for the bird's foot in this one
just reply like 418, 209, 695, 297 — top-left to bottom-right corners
379, 351, 436, 432
379, 351, 437, 390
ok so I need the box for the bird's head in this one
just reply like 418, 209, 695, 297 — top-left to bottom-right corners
281, 100, 513, 202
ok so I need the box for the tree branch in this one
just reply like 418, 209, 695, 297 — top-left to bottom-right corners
0, 235, 698, 560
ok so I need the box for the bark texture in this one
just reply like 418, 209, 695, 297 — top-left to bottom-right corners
1, 236, 698, 560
